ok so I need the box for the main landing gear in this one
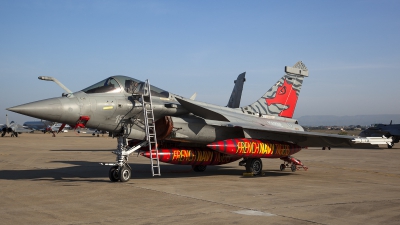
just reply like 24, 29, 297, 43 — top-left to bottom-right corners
239, 158, 263, 175
192, 165, 207, 172
279, 156, 308, 172
239, 156, 307, 175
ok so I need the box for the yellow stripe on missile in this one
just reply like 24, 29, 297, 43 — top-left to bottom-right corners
103, 106, 114, 110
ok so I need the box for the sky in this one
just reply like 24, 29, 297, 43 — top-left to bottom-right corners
1, 0, 400, 124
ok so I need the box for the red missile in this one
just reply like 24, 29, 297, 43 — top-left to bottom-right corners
207, 138, 302, 158
141, 148, 241, 165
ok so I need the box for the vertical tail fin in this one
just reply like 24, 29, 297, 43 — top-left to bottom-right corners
241, 61, 308, 118
227, 72, 246, 108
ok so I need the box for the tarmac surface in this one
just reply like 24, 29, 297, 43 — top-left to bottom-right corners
1, 132, 399, 225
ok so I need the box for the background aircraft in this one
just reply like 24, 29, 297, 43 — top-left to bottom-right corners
23, 120, 53, 131
359, 121, 400, 148
7, 61, 391, 182
227, 72, 246, 108
1, 114, 32, 137
44, 123, 71, 137
23, 120, 70, 136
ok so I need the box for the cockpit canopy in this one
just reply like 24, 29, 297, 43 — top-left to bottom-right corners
81, 75, 170, 98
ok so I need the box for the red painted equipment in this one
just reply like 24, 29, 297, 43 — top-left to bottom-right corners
73, 116, 90, 129
280, 156, 308, 171
57, 123, 66, 133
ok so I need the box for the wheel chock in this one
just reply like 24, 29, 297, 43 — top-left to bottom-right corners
242, 172, 254, 177
242, 172, 265, 177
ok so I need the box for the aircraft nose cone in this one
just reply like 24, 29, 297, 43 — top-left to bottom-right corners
7, 98, 63, 121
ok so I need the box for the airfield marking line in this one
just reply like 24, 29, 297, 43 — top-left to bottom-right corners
267, 198, 400, 211
334, 167, 400, 177
130, 184, 325, 225
328, 166, 400, 177
309, 162, 400, 178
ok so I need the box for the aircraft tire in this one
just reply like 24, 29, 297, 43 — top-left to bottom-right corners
192, 165, 207, 172
119, 166, 131, 182
291, 164, 296, 172
388, 144, 393, 149
246, 158, 262, 175
109, 166, 119, 182
15, 132, 18, 137
279, 164, 286, 171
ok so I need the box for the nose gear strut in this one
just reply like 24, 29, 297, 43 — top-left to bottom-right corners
100, 129, 147, 182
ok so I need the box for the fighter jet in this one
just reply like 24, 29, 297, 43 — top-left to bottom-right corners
44, 123, 71, 137
1, 114, 33, 137
23, 120, 52, 131
23, 120, 70, 136
359, 121, 400, 148
7, 61, 392, 182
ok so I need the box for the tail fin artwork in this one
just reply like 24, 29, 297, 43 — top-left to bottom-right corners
227, 72, 246, 108
240, 61, 308, 118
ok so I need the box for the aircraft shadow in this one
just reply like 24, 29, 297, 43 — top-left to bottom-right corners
0, 160, 294, 183
61, 136, 108, 138
50, 149, 115, 152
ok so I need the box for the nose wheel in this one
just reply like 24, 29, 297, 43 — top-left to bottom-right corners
119, 166, 131, 182
108, 164, 132, 182
109, 166, 120, 182
101, 134, 148, 183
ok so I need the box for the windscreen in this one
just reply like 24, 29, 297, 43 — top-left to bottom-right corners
81, 77, 122, 94
113, 76, 170, 97
82, 75, 170, 97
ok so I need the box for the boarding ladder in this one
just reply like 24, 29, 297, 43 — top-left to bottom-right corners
142, 79, 161, 176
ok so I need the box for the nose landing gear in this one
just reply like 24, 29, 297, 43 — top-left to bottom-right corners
108, 163, 133, 182
101, 133, 147, 182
